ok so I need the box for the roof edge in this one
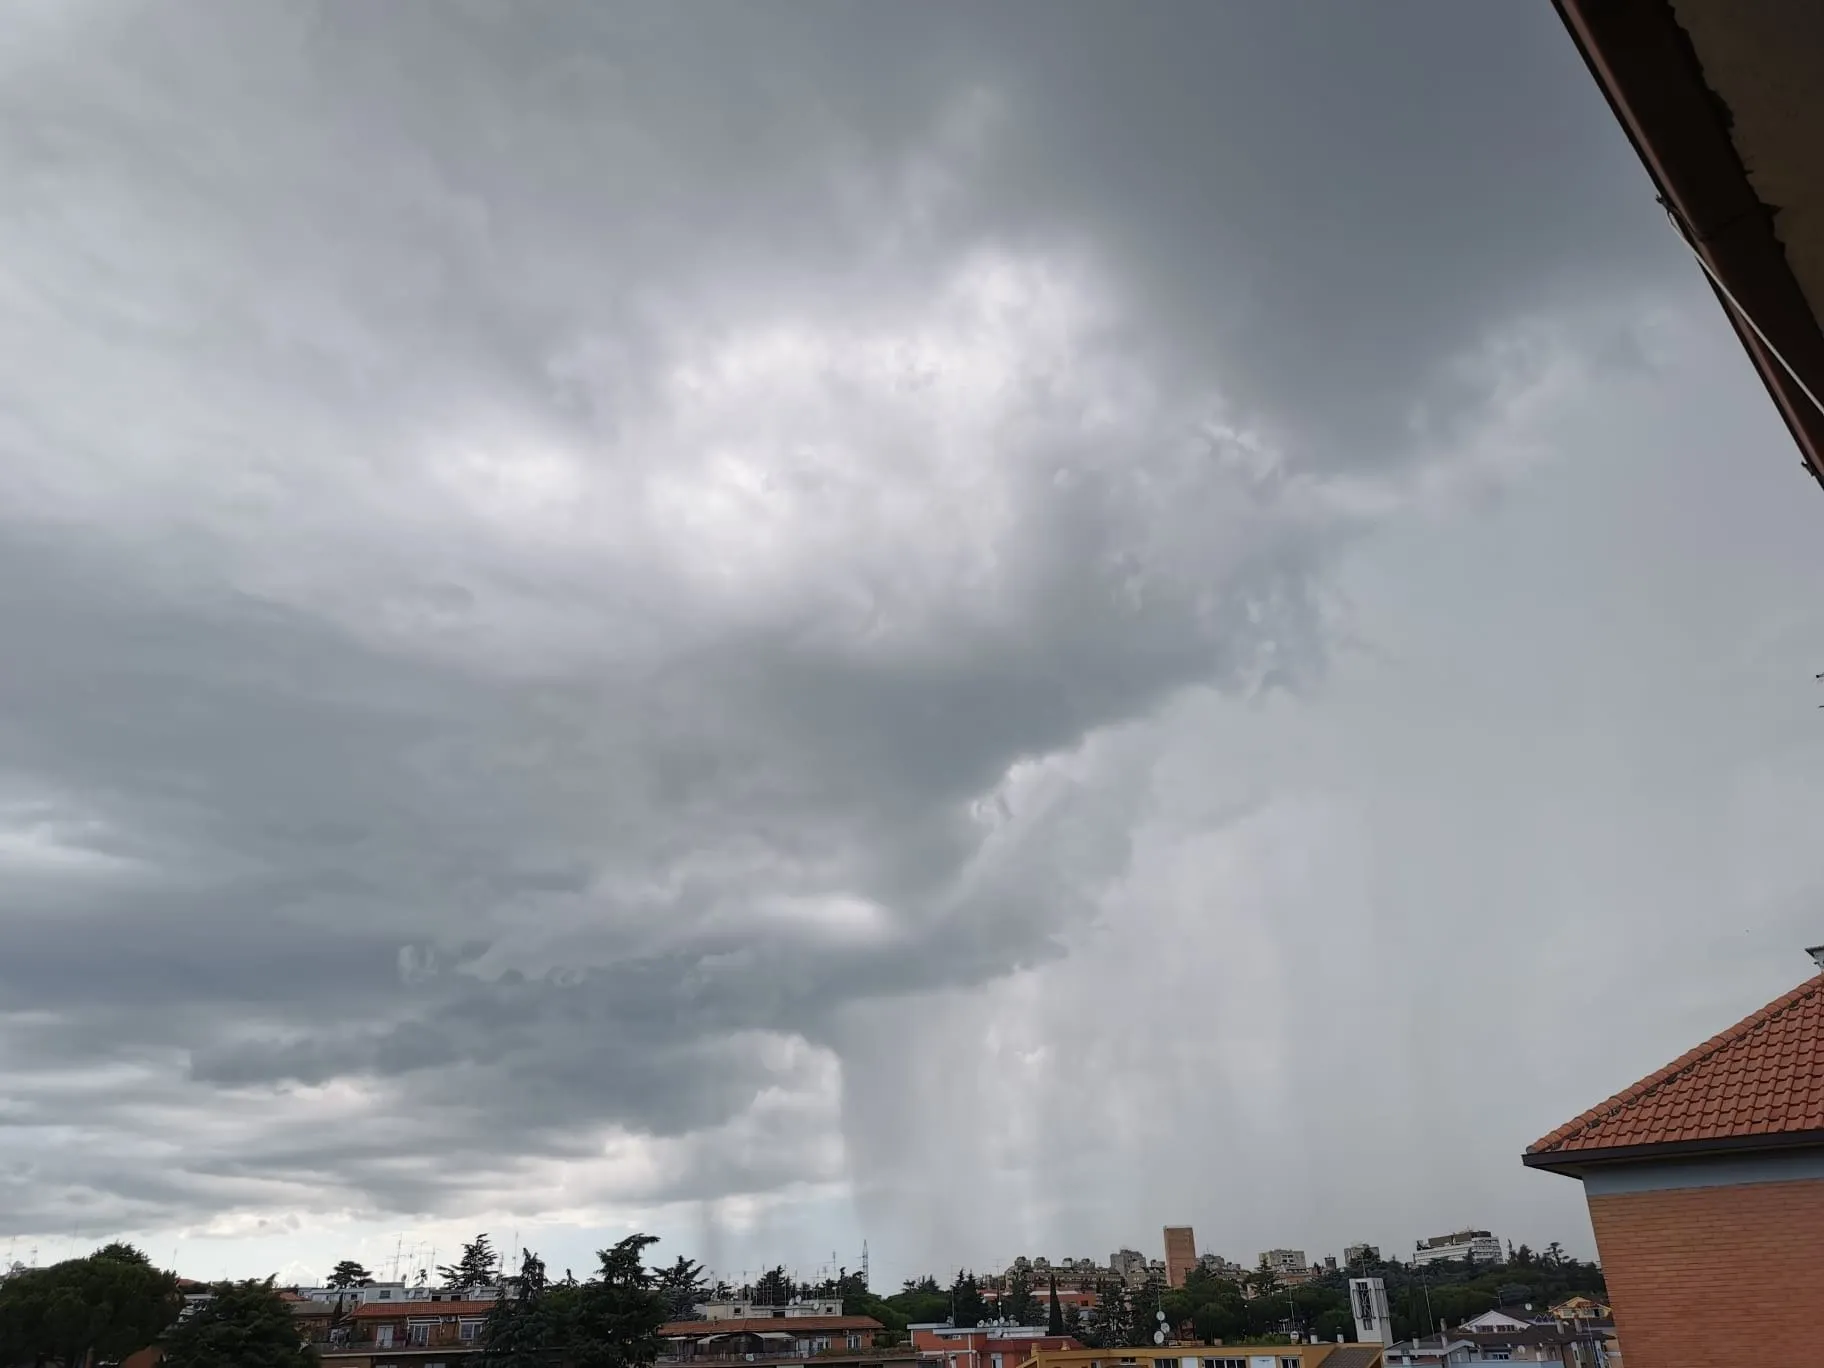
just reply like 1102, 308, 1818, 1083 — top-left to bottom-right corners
1524, 1126, 1824, 1177
1525, 971, 1824, 1156
1551, 0, 1824, 489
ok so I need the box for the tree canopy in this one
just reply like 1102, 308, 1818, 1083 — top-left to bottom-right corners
327, 1260, 373, 1290
480, 1234, 667, 1368
0, 1242, 181, 1368
440, 1234, 500, 1293
161, 1278, 316, 1368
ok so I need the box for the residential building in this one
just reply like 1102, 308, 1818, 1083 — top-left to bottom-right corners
1015, 1343, 1383, 1368
1194, 1254, 1244, 1279
1545, 1297, 1610, 1324
1108, 1249, 1150, 1285
1162, 1229, 1197, 1289
1409, 1233, 1502, 1267
1524, 947, 1824, 1368
696, 1299, 844, 1321
1456, 1309, 1545, 1334
1384, 1326, 1600, 1366
303, 1297, 498, 1364
914, 1326, 1079, 1368
298, 1282, 416, 1307
1256, 1249, 1311, 1284
1342, 1246, 1379, 1267
660, 1314, 897, 1367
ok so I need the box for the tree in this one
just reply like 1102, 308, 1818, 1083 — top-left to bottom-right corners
1047, 1276, 1064, 1336
1132, 1271, 1165, 1341
439, 1235, 500, 1294
481, 1236, 666, 1368
754, 1266, 793, 1308
567, 1237, 666, 1368
1083, 1278, 1131, 1348
654, 1257, 707, 1321
0, 1242, 181, 1368
1004, 1269, 1036, 1326
884, 1277, 947, 1328
949, 1271, 985, 1329
162, 1278, 316, 1368
327, 1260, 373, 1290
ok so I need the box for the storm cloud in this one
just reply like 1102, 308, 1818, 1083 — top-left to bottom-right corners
4, 0, 1823, 1284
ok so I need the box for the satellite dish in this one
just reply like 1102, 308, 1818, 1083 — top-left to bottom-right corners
1152, 1330, 1165, 1345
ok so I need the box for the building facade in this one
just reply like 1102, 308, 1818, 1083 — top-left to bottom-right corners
1525, 949, 1824, 1368
1408, 1233, 1502, 1267
1163, 1229, 1198, 1289
1256, 1249, 1312, 1285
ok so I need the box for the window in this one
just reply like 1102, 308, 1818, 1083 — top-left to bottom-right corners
409, 1323, 431, 1345
375, 1327, 396, 1348
460, 1321, 483, 1341
1203, 1360, 1247, 1368
850, 1334, 863, 1350
1282, 1360, 1301, 1368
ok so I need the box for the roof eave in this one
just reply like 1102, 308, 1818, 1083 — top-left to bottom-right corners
1552, 0, 1824, 490
1524, 1126, 1824, 1177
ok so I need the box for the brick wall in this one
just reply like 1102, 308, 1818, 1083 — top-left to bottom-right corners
1586, 1175, 1824, 1367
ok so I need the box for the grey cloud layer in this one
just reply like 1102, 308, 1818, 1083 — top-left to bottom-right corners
0, 0, 1687, 1247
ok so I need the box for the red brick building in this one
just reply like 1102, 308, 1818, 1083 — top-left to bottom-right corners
1524, 950, 1824, 1368
911, 1328, 1079, 1368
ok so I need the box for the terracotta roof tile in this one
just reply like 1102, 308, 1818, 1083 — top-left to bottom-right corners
1527, 971, 1824, 1158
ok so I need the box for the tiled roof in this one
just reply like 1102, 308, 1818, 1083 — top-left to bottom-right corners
662, 1317, 882, 1336
350, 1298, 499, 1318
1316, 1349, 1382, 1368
1527, 970, 1824, 1161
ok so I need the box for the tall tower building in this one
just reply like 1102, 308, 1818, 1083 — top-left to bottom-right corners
1162, 1227, 1197, 1288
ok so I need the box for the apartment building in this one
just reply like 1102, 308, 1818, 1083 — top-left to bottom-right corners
1408, 1233, 1502, 1267
1256, 1250, 1310, 1284
696, 1299, 844, 1321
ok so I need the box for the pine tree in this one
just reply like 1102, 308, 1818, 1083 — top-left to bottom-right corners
328, 1260, 373, 1289
1047, 1276, 1064, 1336
440, 1235, 500, 1293
655, 1256, 708, 1320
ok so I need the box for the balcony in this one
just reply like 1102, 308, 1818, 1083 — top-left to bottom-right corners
314, 1323, 477, 1352
661, 1349, 914, 1365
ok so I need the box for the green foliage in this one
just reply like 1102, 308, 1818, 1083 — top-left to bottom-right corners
0, 1242, 181, 1368
327, 1260, 373, 1290
754, 1266, 793, 1307
882, 1277, 947, 1328
1047, 1276, 1064, 1336
1079, 1279, 1131, 1348
439, 1234, 500, 1293
481, 1235, 666, 1368
948, 1271, 985, 1329
654, 1257, 707, 1322
162, 1278, 315, 1368
1004, 1270, 1035, 1326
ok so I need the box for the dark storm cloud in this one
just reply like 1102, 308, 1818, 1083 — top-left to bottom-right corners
0, 0, 1688, 1245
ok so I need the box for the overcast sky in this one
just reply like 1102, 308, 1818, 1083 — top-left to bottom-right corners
5, 0, 1824, 1291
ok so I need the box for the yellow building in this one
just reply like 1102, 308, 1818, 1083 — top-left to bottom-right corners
1546, 1295, 1612, 1322
1018, 1343, 1382, 1368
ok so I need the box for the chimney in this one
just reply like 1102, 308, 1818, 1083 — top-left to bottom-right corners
1809, 945, 1824, 972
